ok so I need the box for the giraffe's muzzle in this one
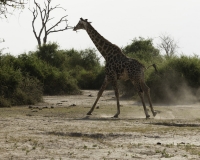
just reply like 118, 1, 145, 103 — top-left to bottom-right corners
73, 26, 77, 31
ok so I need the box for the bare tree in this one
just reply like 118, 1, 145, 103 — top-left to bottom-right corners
29, 0, 71, 47
157, 34, 179, 58
0, 0, 26, 18
0, 38, 5, 52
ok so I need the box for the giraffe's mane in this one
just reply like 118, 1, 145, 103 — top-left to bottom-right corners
88, 22, 123, 50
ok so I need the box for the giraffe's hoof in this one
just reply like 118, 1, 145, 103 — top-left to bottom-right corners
87, 112, 92, 115
146, 115, 150, 119
153, 111, 157, 117
113, 115, 119, 118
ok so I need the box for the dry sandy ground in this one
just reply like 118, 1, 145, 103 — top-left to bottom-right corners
0, 90, 200, 160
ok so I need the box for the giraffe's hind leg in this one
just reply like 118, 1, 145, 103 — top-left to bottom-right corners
141, 82, 157, 117
133, 82, 150, 119
87, 77, 109, 115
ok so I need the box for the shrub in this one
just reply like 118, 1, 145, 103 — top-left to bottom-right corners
147, 56, 200, 103
11, 75, 43, 105
16, 51, 80, 95
123, 37, 161, 63
36, 43, 67, 68
0, 54, 43, 107
43, 69, 80, 95
0, 97, 11, 107
64, 48, 103, 89
0, 62, 22, 99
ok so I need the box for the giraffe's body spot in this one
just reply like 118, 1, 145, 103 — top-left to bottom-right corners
119, 68, 129, 81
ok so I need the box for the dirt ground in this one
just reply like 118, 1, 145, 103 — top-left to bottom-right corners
0, 90, 200, 160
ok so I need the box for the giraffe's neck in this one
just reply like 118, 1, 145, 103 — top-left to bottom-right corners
86, 24, 122, 60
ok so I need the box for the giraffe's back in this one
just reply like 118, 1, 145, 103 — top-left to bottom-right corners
125, 58, 145, 81
105, 55, 145, 81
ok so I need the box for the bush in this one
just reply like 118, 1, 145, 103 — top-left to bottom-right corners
64, 48, 103, 89
16, 51, 80, 95
123, 37, 161, 63
0, 58, 23, 99
0, 97, 11, 107
11, 75, 43, 105
0, 44, 105, 106
0, 54, 43, 107
36, 43, 67, 68
44, 69, 80, 95
147, 56, 200, 103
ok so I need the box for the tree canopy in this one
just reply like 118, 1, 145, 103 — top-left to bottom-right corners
122, 37, 161, 63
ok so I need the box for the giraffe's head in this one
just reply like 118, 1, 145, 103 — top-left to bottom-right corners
73, 18, 91, 31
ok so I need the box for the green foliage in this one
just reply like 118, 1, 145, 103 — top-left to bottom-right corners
123, 37, 161, 63
64, 48, 103, 89
169, 55, 200, 87
0, 43, 104, 107
147, 55, 200, 103
43, 69, 79, 95
79, 48, 101, 70
36, 43, 67, 69
1, 38, 200, 107
0, 60, 22, 100
16, 49, 80, 95
34, 44, 104, 92
64, 48, 101, 70
12, 75, 43, 105
0, 54, 43, 107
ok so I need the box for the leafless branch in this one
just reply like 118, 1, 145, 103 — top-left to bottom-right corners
0, 0, 27, 18
157, 34, 179, 58
29, 0, 69, 47
47, 16, 68, 34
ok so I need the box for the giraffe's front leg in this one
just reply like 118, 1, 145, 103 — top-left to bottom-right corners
87, 77, 109, 115
112, 80, 120, 118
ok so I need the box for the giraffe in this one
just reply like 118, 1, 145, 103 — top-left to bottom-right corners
73, 18, 157, 118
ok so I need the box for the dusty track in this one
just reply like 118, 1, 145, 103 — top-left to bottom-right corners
0, 90, 200, 159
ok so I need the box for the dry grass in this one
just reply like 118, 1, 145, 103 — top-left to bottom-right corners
0, 91, 200, 159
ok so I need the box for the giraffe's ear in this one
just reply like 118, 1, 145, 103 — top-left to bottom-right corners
80, 18, 83, 20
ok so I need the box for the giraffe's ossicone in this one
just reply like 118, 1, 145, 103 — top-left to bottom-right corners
74, 18, 157, 119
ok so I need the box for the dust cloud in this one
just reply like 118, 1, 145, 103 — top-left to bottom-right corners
159, 81, 199, 104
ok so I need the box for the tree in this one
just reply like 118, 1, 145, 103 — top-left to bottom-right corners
157, 34, 179, 58
29, 0, 71, 47
0, 38, 6, 53
122, 37, 160, 63
0, 0, 26, 18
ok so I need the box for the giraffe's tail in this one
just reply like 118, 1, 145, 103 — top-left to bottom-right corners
146, 64, 158, 73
